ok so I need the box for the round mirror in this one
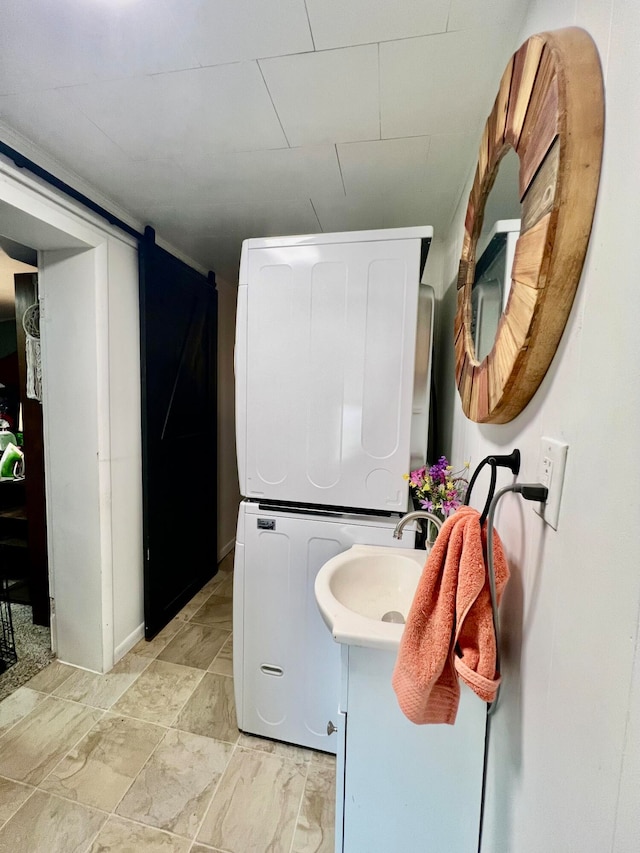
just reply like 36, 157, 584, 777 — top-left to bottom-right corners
471, 147, 520, 362
455, 28, 604, 424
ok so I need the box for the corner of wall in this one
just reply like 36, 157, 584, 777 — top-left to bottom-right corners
216, 277, 241, 562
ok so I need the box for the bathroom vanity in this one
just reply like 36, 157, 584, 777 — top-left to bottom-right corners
335, 645, 486, 853
316, 545, 486, 853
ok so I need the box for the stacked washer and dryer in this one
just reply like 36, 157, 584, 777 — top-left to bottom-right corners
233, 226, 435, 753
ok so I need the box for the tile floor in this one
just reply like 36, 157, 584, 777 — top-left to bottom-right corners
0, 553, 336, 853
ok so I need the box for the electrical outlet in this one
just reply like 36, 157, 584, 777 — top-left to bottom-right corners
534, 438, 568, 530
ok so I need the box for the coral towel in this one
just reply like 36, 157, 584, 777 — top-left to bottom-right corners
392, 506, 509, 725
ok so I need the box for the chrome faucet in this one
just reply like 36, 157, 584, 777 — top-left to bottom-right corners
393, 510, 443, 541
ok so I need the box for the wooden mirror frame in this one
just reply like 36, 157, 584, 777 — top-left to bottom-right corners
455, 27, 604, 423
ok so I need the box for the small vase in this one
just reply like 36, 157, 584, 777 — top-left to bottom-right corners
425, 517, 441, 549
411, 498, 441, 550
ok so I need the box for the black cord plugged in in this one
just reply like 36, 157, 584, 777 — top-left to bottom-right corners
478, 478, 548, 853
514, 483, 549, 502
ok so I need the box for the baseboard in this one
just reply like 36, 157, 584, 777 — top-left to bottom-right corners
114, 623, 145, 664
113, 548, 231, 665
54, 660, 100, 675
218, 537, 235, 563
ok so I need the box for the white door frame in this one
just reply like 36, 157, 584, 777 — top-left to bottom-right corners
0, 154, 140, 673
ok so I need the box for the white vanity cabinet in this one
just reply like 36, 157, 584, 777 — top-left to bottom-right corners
333, 644, 487, 853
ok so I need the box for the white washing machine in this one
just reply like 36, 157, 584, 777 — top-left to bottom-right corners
233, 501, 415, 753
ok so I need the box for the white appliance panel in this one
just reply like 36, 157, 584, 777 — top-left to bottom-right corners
234, 283, 248, 495
303, 535, 346, 739
410, 285, 435, 472
232, 537, 245, 726
361, 258, 406, 459
308, 261, 347, 490
248, 529, 291, 727
239, 237, 422, 511
251, 263, 294, 487
234, 501, 415, 752
239, 226, 432, 255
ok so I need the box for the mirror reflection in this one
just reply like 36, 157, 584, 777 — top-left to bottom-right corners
471, 147, 521, 361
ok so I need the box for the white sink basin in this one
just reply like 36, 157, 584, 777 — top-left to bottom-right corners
314, 544, 427, 650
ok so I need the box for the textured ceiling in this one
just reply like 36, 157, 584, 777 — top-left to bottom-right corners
0, 0, 529, 284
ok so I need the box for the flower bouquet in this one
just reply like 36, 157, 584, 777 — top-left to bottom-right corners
405, 456, 469, 544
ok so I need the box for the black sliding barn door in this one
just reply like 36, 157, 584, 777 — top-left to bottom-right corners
139, 228, 218, 639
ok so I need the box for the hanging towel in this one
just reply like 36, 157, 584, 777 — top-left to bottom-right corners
392, 505, 509, 725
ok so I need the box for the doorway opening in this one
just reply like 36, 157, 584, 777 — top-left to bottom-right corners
0, 239, 52, 698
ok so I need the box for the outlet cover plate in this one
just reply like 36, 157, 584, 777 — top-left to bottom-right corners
534, 437, 568, 530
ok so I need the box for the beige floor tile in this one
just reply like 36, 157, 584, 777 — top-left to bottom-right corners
291, 752, 336, 853
218, 550, 235, 575
158, 623, 229, 670
175, 588, 213, 622
130, 618, 184, 659
0, 696, 103, 786
40, 713, 166, 811
0, 687, 45, 738
24, 661, 76, 694
190, 595, 232, 630
208, 573, 233, 598
237, 732, 312, 767
200, 559, 233, 596
116, 728, 233, 838
199, 577, 220, 596
174, 672, 238, 743
190, 846, 224, 852
87, 816, 190, 852
208, 634, 233, 677
52, 654, 150, 709
309, 750, 337, 769
0, 790, 107, 853
0, 778, 33, 826
197, 747, 306, 852
111, 660, 203, 726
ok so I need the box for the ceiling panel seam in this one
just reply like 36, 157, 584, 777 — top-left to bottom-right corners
257, 61, 291, 148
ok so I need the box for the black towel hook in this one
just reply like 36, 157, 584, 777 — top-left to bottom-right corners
463, 449, 521, 525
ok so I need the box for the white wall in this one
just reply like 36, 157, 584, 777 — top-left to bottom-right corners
435, 2, 640, 850
40, 234, 143, 672
107, 238, 144, 659
40, 245, 107, 673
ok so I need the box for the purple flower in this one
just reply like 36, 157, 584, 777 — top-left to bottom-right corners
428, 455, 449, 484
408, 457, 469, 515
442, 501, 457, 517
410, 466, 426, 487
